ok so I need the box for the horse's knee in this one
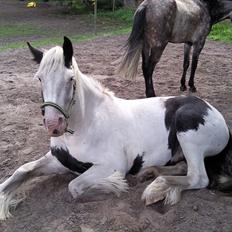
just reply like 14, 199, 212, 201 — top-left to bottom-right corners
188, 172, 209, 189
68, 180, 84, 199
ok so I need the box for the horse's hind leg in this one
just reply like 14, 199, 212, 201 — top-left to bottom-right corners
180, 43, 192, 91
188, 40, 206, 92
142, 42, 167, 97
142, 133, 209, 205
0, 152, 67, 220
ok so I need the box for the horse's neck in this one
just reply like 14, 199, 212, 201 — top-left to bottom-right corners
209, 0, 232, 24
69, 71, 106, 131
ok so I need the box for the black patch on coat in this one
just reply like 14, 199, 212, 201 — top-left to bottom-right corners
164, 96, 210, 156
205, 132, 232, 192
51, 147, 93, 173
165, 96, 210, 132
63, 36, 73, 68
128, 154, 144, 175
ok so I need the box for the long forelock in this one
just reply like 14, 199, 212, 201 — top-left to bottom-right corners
36, 46, 65, 76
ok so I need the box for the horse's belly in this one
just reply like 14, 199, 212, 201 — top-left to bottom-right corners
171, 0, 201, 42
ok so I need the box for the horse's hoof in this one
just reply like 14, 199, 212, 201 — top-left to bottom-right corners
146, 89, 156, 98
180, 85, 187, 91
189, 86, 197, 92
146, 93, 156, 98
141, 176, 167, 205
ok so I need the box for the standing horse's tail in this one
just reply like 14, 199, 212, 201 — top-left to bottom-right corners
205, 131, 232, 192
117, 4, 146, 79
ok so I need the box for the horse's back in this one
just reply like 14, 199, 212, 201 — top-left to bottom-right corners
144, 0, 210, 43
144, 0, 177, 40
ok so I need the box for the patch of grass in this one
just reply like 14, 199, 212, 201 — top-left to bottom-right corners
0, 25, 45, 38
0, 8, 231, 52
0, 27, 131, 52
208, 21, 232, 43
98, 7, 135, 26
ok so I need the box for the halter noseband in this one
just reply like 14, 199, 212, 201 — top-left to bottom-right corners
41, 80, 76, 134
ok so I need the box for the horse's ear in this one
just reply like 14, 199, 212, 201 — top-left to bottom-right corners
63, 36, 73, 68
27, 42, 43, 64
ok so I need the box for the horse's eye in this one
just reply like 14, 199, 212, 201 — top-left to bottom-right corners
38, 77, 41, 82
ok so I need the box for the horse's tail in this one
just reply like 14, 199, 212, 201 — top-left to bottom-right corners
117, 4, 146, 79
205, 130, 232, 192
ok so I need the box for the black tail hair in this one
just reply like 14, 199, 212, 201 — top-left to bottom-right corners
117, 4, 146, 79
126, 4, 146, 52
205, 131, 232, 192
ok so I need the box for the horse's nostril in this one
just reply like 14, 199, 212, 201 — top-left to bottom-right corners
53, 129, 59, 135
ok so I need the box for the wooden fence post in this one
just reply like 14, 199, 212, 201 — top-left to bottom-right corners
94, 0, 97, 34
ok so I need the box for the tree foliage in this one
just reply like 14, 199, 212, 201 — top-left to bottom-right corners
64, 0, 124, 10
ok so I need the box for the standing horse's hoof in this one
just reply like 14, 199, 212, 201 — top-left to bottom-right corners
146, 90, 156, 98
189, 86, 197, 92
180, 85, 187, 91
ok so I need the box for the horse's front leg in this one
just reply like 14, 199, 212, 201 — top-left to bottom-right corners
0, 152, 68, 220
68, 165, 128, 199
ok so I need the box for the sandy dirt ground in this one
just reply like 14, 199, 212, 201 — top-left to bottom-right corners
0, 1, 232, 232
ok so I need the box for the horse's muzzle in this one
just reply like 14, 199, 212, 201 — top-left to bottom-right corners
43, 116, 67, 137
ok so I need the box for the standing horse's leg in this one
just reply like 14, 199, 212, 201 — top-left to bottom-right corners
188, 40, 206, 92
180, 43, 192, 91
142, 46, 155, 98
0, 152, 68, 220
142, 43, 167, 98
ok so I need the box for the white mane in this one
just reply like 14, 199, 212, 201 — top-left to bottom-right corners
36, 46, 64, 77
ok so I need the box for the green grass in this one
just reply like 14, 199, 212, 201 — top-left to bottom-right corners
208, 21, 232, 43
0, 25, 45, 38
0, 7, 134, 52
97, 8, 134, 25
0, 27, 131, 52
0, 8, 231, 52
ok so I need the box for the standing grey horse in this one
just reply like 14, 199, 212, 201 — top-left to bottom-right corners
118, 0, 232, 97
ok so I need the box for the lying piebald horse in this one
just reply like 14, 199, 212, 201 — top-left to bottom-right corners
0, 37, 232, 220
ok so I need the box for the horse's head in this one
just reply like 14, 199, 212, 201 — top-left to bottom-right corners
207, 0, 232, 23
28, 37, 76, 137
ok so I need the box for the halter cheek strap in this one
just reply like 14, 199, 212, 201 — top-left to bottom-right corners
41, 102, 70, 118
40, 80, 76, 134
